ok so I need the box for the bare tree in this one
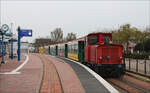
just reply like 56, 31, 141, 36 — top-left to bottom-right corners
51, 28, 63, 43
66, 32, 76, 41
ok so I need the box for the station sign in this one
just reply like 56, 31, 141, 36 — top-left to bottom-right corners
20, 29, 32, 37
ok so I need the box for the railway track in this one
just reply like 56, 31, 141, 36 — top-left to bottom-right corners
38, 55, 64, 93
106, 74, 150, 93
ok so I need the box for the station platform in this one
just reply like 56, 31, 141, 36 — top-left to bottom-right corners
0, 54, 43, 93
0, 54, 118, 93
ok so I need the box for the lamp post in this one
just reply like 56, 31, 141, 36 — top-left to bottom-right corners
9, 23, 14, 59
0, 24, 9, 64
10, 38, 14, 59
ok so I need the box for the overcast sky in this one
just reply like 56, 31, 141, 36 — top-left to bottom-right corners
0, 1, 150, 43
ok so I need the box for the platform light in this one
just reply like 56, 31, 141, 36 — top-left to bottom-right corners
0, 24, 9, 64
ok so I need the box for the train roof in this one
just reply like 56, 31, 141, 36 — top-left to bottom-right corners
67, 37, 84, 43
47, 33, 113, 47
49, 37, 84, 46
87, 32, 112, 36
87, 32, 112, 40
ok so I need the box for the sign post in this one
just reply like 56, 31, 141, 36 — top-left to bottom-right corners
17, 26, 32, 61
17, 26, 21, 61
1, 35, 4, 63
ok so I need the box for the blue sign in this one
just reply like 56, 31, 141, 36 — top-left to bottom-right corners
21, 29, 32, 37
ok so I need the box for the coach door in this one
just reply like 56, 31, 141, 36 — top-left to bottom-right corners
78, 41, 84, 63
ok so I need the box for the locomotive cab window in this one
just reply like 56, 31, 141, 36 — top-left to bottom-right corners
88, 34, 111, 45
102, 36, 111, 44
88, 35, 99, 45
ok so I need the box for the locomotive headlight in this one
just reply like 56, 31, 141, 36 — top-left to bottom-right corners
100, 56, 102, 60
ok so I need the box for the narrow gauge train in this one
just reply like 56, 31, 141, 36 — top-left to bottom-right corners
47, 32, 125, 77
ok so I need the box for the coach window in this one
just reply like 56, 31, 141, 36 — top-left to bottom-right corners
74, 44, 78, 54
69, 44, 71, 53
61, 46, 63, 52
68, 45, 70, 53
71, 44, 73, 53
63, 45, 65, 52
62, 46, 64, 52
73, 44, 75, 54
51, 47, 54, 55
58, 46, 60, 52
72, 44, 74, 53
60, 46, 61, 52
60, 47, 61, 52
62, 46, 63, 52
74, 44, 77, 54
73, 44, 74, 53
58, 47, 60, 52
69, 45, 71, 53
70, 44, 72, 53
74, 44, 76, 54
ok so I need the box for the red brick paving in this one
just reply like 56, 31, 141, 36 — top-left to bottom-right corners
42, 55, 85, 93
39, 55, 63, 93
0, 55, 25, 72
0, 54, 43, 93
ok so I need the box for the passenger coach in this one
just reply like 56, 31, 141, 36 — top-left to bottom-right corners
67, 38, 84, 63
57, 43, 68, 57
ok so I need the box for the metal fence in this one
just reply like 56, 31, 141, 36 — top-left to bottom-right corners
125, 58, 150, 76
